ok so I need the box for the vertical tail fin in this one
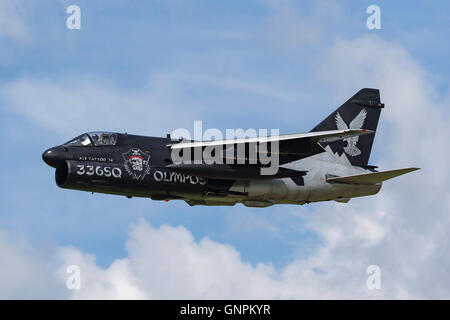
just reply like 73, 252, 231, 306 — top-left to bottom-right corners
311, 88, 384, 167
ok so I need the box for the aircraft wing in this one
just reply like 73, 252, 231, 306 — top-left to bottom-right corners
168, 129, 374, 165
169, 129, 374, 148
326, 167, 420, 185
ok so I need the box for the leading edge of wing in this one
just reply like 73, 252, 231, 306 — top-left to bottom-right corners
168, 129, 375, 149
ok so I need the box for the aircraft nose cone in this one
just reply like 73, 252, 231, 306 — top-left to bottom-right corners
42, 147, 66, 168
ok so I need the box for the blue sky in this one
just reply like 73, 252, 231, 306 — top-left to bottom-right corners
1, 1, 449, 298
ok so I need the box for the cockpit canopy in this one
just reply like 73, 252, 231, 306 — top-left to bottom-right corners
64, 132, 117, 146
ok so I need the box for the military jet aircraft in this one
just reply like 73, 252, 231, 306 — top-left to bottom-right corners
43, 88, 419, 207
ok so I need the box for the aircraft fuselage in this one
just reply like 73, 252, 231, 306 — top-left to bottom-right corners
43, 89, 417, 207
43, 132, 380, 208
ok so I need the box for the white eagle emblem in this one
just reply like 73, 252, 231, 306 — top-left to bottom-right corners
335, 108, 367, 157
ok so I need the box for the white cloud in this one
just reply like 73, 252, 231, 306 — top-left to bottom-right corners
0, 219, 387, 299
0, 231, 65, 299
0, 0, 28, 41
265, 0, 321, 49
1, 72, 311, 139
1, 74, 203, 138
55, 246, 147, 299
265, 0, 344, 50
175, 73, 303, 103
305, 35, 450, 298
51, 35, 448, 299
1, 28, 450, 298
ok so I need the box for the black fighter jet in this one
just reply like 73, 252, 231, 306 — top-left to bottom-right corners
43, 88, 419, 207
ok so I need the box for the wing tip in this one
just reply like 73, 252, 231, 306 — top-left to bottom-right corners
347, 128, 375, 135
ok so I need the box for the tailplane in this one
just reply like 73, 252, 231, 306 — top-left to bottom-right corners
326, 168, 420, 185
311, 88, 384, 167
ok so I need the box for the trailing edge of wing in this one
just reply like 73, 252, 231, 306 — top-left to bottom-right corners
326, 167, 420, 185
168, 129, 375, 149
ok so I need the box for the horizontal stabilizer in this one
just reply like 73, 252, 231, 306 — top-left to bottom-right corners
326, 168, 420, 185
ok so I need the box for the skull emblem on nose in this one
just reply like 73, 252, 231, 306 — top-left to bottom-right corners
122, 148, 151, 180
129, 156, 143, 171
